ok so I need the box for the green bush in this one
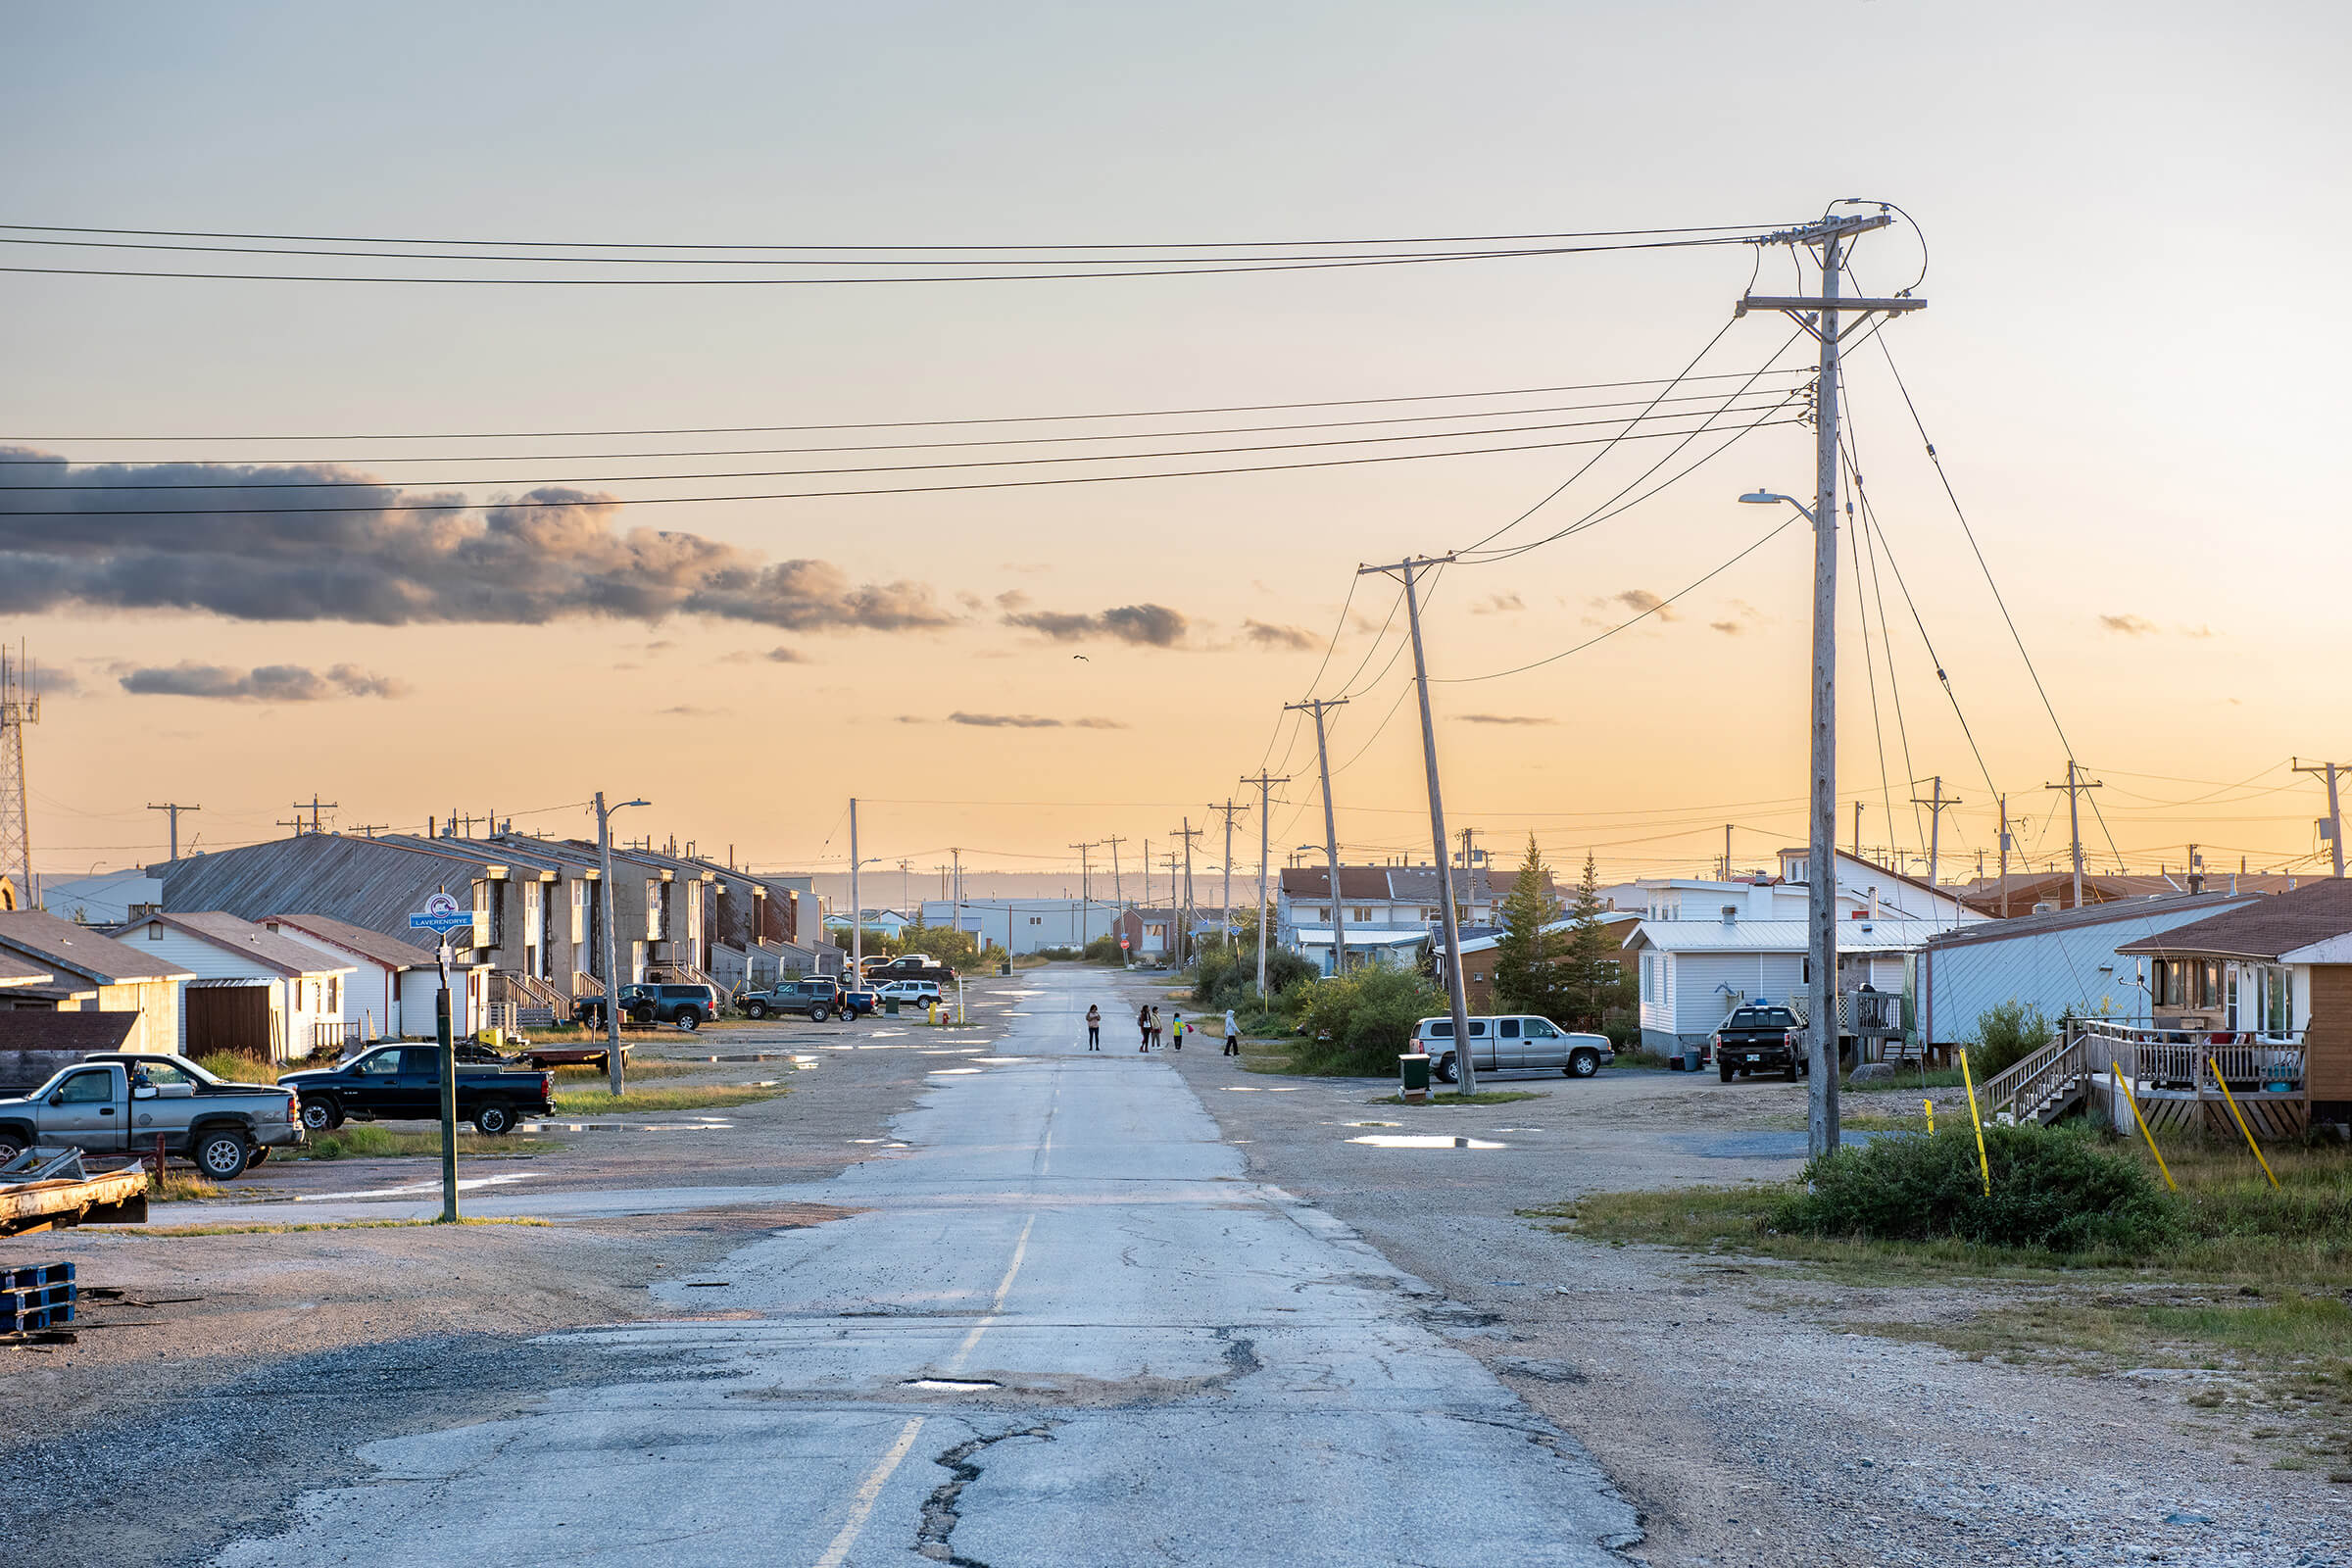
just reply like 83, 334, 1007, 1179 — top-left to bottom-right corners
1191, 944, 1318, 1011
1082, 934, 1122, 963
1968, 1001, 2055, 1080
1774, 1123, 2181, 1256
1287, 965, 1451, 1076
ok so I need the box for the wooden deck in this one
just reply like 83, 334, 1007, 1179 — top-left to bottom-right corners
1980, 1020, 2309, 1141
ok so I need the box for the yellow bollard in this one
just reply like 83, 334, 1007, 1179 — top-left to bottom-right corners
1923, 1099, 1935, 1135
2114, 1059, 2178, 1192
2208, 1056, 2279, 1190
1957, 1048, 1991, 1198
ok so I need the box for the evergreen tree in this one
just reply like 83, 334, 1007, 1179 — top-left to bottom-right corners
1555, 852, 1632, 1027
1493, 834, 1564, 1015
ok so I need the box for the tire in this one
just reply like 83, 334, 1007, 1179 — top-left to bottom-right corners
194, 1129, 251, 1180
810, 1005, 831, 1023
300, 1097, 345, 1133
1567, 1050, 1601, 1079
1785, 1058, 1802, 1083
630, 1004, 655, 1024
745, 1000, 768, 1020
676, 1009, 701, 1031
472, 1101, 517, 1136
1434, 1053, 1457, 1085
1718, 1061, 1737, 1083
0, 1126, 34, 1164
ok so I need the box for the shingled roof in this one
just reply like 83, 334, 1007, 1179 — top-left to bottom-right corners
2116, 881, 2352, 961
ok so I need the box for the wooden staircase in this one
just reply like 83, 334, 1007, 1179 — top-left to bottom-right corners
1978, 1034, 2094, 1127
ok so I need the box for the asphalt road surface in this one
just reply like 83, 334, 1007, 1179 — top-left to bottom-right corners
211, 967, 1641, 1566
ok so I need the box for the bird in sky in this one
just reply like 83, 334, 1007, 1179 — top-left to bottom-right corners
1072, 654, 1090, 662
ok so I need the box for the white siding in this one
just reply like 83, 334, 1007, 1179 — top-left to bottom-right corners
1670, 953, 1805, 1037
1919, 904, 2246, 1046
267, 926, 401, 1043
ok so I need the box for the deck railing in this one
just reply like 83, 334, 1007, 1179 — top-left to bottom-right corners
310, 1019, 361, 1054
2071, 1017, 2305, 1092
1978, 1034, 2091, 1125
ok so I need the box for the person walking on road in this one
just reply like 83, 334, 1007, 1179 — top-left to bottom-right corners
1085, 1004, 1102, 1051
1170, 1011, 1186, 1051
1137, 1004, 1151, 1053
1149, 1005, 1162, 1050
1223, 1007, 1241, 1056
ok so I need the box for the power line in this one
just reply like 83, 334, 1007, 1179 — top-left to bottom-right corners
0, 415, 1806, 515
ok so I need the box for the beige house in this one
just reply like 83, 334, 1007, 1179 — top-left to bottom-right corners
0, 907, 192, 1056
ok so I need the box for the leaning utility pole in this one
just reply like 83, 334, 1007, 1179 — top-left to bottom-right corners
148, 802, 201, 863
1100, 834, 1126, 906
1069, 842, 1095, 945
1997, 793, 2012, 917
848, 798, 862, 974
1241, 771, 1289, 997
1209, 800, 1246, 944
1736, 209, 1926, 1157
1911, 777, 1962, 912
2294, 759, 2347, 878
2045, 763, 2103, 908
594, 792, 650, 1097
1358, 556, 1478, 1096
1284, 697, 1350, 982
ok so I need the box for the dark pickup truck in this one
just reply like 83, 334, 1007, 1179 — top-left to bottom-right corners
278, 1045, 556, 1136
863, 955, 955, 982
1711, 1004, 1804, 1082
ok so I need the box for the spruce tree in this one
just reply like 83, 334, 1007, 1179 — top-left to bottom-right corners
1494, 834, 1558, 1014
1557, 852, 1624, 1027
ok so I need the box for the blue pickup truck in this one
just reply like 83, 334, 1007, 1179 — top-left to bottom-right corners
278, 1045, 557, 1136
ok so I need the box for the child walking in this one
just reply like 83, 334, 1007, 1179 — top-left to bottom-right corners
1170, 1011, 1185, 1051
1137, 1004, 1152, 1053
1085, 1004, 1101, 1051
1223, 1007, 1240, 1056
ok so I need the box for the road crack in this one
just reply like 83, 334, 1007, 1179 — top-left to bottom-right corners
916, 1421, 1059, 1565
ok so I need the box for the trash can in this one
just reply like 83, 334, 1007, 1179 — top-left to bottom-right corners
999, 960, 1012, 977
1398, 1053, 1431, 1103
1684, 1045, 1702, 1073
886, 997, 901, 1017
479, 1026, 503, 1050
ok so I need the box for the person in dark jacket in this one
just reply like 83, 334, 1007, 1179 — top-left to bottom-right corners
1085, 1004, 1102, 1051
1138, 1004, 1152, 1053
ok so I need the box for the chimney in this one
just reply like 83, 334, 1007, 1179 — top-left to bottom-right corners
1720, 904, 1738, 926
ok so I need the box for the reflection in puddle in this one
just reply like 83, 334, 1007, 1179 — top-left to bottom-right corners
1347, 1134, 1507, 1150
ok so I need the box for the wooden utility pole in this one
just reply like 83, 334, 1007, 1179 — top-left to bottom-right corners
1358, 555, 1477, 1095
147, 802, 200, 862
1100, 834, 1127, 906
2293, 759, 2347, 878
1997, 793, 2012, 917
2045, 763, 2103, 908
1209, 801, 1246, 944
1910, 777, 1961, 910
1852, 802, 1863, 858
1241, 771, 1289, 996
1284, 697, 1350, 982
1069, 842, 1095, 946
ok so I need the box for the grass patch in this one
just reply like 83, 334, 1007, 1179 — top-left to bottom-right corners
546, 1059, 704, 1083
1843, 1067, 1972, 1093
133, 1216, 555, 1237
148, 1172, 222, 1202
302, 1125, 563, 1160
192, 1052, 287, 1085
550, 1083, 784, 1114
1372, 1090, 1545, 1106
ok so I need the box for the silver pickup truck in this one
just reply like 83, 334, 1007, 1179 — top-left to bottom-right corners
0, 1054, 304, 1179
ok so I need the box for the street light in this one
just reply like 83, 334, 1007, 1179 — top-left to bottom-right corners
1740, 489, 1816, 521
594, 793, 650, 1097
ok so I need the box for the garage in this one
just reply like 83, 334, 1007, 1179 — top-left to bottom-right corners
185, 980, 272, 1057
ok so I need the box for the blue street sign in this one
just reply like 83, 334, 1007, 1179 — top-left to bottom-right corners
408, 891, 474, 936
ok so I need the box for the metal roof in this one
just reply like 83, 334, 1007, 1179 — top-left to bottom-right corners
159, 834, 493, 949
0, 909, 196, 984
1623, 918, 1949, 954
125, 911, 356, 977
1924, 892, 2255, 952
264, 911, 440, 970
1454, 911, 1640, 956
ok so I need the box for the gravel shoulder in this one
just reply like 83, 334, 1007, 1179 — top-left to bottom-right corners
1122, 975, 2352, 1567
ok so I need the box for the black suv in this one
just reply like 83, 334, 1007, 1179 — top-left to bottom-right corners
575, 982, 717, 1030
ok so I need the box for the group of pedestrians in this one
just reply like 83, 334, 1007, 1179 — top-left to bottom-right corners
1078, 1002, 1238, 1055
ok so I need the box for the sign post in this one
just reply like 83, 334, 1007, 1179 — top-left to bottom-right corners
409, 892, 475, 1224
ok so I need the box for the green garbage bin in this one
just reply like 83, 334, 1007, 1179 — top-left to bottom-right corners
1398, 1052, 1432, 1101
886, 997, 901, 1016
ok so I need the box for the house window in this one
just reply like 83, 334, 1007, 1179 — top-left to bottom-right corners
148, 922, 163, 941
1350, 906, 1373, 922
328, 976, 340, 1013
1029, 916, 1042, 926
1641, 955, 1654, 1003
1314, 906, 1330, 921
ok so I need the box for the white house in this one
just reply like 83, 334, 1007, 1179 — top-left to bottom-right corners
1275, 865, 1513, 949
1623, 915, 1935, 1053
262, 910, 487, 1044
39, 867, 165, 924
918, 899, 1120, 955
112, 910, 355, 1062
1773, 848, 1983, 925
1915, 892, 2258, 1051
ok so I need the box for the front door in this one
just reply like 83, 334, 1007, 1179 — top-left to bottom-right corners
46, 1066, 124, 1152
1493, 1017, 1526, 1070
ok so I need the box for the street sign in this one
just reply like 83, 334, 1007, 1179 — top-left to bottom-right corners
1118, 936, 1129, 949
408, 891, 473, 937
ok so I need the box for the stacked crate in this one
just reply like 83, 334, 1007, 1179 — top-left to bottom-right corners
0, 1261, 75, 1333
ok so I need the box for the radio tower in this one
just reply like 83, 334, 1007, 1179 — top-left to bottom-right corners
0, 644, 40, 910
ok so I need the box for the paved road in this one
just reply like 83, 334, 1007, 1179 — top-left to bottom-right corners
212, 967, 1639, 1566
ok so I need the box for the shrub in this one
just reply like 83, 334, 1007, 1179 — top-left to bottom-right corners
1968, 1001, 2054, 1080
1192, 944, 1318, 1011
1287, 965, 1451, 1076
1774, 1123, 2181, 1256
1082, 934, 1122, 963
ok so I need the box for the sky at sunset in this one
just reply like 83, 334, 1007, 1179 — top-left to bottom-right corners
6, 1, 2348, 890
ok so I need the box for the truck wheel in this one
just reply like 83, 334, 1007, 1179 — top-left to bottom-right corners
1786, 1058, 1802, 1082
1434, 1053, 1457, 1085
677, 1009, 701, 1031
300, 1097, 344, 1133
472, 1102, 516, 1136
745, 1000, 768, 1019
195, 1130, 251, 1180
630, 1004, 655, 1024
0, 1127, 33, 1164
810, 1004, 831, 1023
1717, 1060, 1736, 1083
1567, 1050, 1600, 1079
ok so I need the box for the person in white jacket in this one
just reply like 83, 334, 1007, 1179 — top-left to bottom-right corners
1222, 1007, 1241, 1057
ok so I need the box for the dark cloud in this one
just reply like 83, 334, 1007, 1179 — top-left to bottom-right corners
995, 589, 1031, 611
1453, 712, 1557, 726
119, 662, 405, 702
1612, 588, 1678, 622
1242, 619, 1316, 651
912, 711, 1130, 729
2100, 613, 2158, 636
1710, 620, 1742, 636
0, 451, 954, 633
1071, 716, 1128, 729
1469, 593, 1525, 615
1004, 603, 1187, 647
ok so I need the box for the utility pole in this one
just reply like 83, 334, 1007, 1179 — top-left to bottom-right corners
594, 793, 649, 1097
148, 802, 201, 863
1358, 555, 1478, 1096
1209, 801, 1245, 945
1241, 771, 1289, 997
1285, 697, 1350, 983
1142, 837, 1150, 910
1168, 821, 1201, 963
1997, 793, 2012, 918
0, 645, 39, 909
1069, 842, 1094, 945
849, 798, 861, 975
1723, 823, 1735, 881
1910, 777, 1961, 908
2294, 759, 2348, 878
2045, 763, 2103, 909
1101, 834, 1126, 906
948, 848, 963, 936
1852, 802, 1864, 859
1735, 208, 1925, 1157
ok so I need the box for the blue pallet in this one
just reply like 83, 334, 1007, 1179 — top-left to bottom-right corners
0, 1302, 71, 1333
1, 1283, 76, 1310
0, 1261, 73, 1290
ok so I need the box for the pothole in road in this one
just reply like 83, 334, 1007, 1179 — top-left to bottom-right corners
904, 1378, 1003, 1393
1343, 1120, 1401, 1128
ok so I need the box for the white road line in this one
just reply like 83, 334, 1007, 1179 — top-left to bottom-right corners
946, 1210, 1036, 1372
810, 1415, 926, 1568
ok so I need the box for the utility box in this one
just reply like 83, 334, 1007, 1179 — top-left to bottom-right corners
1398, 1052, 1432, 1103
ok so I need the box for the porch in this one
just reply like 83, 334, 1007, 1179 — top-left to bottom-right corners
1979, 1017, 2308, 1139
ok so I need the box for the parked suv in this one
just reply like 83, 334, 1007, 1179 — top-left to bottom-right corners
574, 983, 716, 1030
874, 977, 944, 1004
1409, 1014, 1613, 1084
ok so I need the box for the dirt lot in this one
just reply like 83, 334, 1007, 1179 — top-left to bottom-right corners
1128, 978, 2352, 1568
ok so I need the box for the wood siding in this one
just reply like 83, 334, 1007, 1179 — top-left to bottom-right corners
2309, 964, 2352, 1101
186, 985, 271, 1056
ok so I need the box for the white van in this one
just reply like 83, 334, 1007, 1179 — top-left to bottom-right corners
1410, 1014, 1613, 1084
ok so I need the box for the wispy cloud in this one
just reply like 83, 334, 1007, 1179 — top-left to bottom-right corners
1242, 619, 1315, 651
2100, 613, 2159, 636
1612, 588, 1679, 622
1453, 712, 1557, 726
1469, 593, 1525, 615
1004, 603, 1187, 647
119, 662, 405, 702
1710, 620, 1742, 635
659, 704, 725, 717
718, 646, 805, 663
904, 711, 1130, 730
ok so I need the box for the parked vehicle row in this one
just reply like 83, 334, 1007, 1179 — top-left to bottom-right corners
279, 1046, 557, 1136
1410, 1014, 1614, 1084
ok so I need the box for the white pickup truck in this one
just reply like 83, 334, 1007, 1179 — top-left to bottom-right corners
0, 1054, 304, 1179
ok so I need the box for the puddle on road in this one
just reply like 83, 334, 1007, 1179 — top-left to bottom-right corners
1348, 1134, 1508, 1151
930, 1067, 984, 1075
903, 1378, 1002, 1393
1342, 1120, 1401, 1128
